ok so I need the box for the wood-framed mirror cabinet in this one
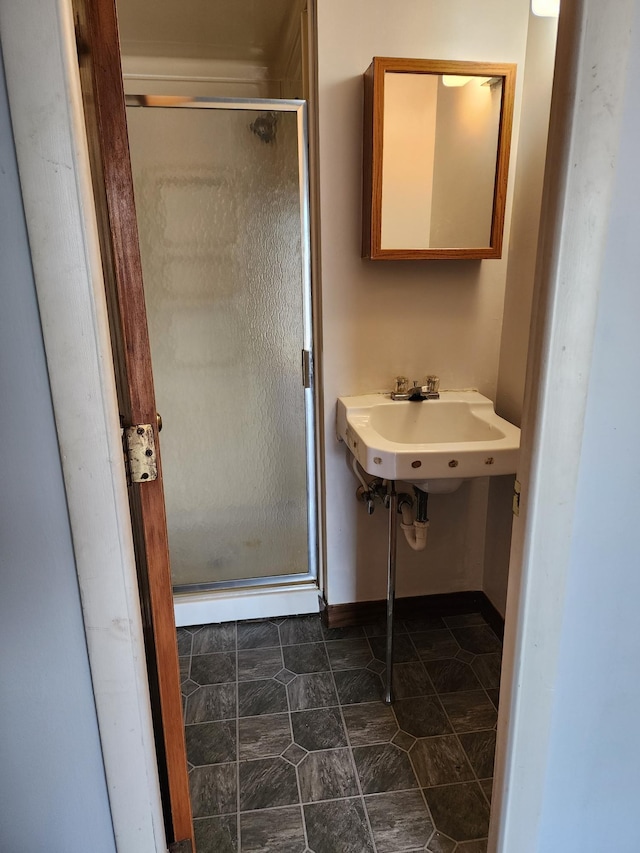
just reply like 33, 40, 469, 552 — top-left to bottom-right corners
362, 57, 516, 260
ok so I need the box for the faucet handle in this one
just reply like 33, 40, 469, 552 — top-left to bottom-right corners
394, 376, 409, 394
423, 375, 440, 393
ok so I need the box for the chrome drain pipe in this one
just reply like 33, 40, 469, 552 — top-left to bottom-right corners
384, 481, 398, 704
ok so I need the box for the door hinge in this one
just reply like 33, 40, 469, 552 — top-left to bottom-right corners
302, 349, 312, 389
123, 423, 158, 483
512, 478, 521, 516
74, 19, 90, 61
168, 841, 192, 853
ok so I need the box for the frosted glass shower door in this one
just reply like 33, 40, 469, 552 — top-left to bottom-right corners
126, 99, 315, 589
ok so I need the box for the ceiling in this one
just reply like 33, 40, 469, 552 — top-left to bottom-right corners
116, 0, 300, 63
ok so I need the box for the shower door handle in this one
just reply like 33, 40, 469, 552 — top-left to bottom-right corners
302, 350, 312, 389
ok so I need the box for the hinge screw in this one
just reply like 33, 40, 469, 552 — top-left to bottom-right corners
137, 427, 145, 435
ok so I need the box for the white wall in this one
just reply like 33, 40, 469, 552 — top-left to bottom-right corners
535, 9, 640, 844
483, 12, 558, 616
0, 49, 116, 853
316, 0, 531, 605
491, 0, 638, 846
495, 13, 559, 430
122, 0, 551, 611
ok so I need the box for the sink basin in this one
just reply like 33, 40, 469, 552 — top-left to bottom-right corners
336, 391, 520, 493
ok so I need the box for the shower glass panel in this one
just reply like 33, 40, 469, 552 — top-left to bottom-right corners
125, 98, 316, 590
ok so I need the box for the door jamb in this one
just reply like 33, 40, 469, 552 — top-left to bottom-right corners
490, 1, 637, 849
0, 0, 166, 848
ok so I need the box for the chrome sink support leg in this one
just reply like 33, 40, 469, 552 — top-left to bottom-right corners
384, 481, 398, 704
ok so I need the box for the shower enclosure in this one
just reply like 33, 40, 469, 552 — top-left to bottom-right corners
125, 97, 316, 595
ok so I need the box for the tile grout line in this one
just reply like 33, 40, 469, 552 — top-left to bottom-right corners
405, 626, 441, 698
233, 621, 241, 851
426, 622, 494, 832
186, 758, 491, 796
278, 621, 311, 852
323, 630, 379, 853
404, 620, 484, 853
180, 614, 498, 851
446, 616, 500, 812
395, 629, 441, 852
421, 693, 479, 788
183, 632, 193, 744
238, 791, 381, 813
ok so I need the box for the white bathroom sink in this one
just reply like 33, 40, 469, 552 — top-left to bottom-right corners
336, 391, 520, 492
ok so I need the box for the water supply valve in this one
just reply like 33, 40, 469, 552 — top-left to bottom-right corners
356, 478, 385, 514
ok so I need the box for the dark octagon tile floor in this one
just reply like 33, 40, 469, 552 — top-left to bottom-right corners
178, 611, 501, 853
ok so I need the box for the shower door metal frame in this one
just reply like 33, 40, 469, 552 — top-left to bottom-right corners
126, 96, 319, 595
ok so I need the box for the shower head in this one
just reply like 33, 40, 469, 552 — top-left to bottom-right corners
249, 112, 278, 144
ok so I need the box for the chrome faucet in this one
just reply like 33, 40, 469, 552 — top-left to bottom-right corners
391, 375, 440, 401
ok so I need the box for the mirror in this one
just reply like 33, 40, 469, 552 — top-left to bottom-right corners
362, 58, 516, 260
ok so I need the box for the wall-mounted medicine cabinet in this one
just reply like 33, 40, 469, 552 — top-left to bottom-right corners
362, 57, 516, 260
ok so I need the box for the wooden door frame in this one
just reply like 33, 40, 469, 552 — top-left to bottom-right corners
0, 0, 171, 849
71, 0, 193, 847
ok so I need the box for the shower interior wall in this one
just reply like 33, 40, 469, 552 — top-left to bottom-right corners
120, 0, 557, 614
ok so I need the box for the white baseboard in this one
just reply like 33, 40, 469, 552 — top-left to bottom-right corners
174, 582, 322, 626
